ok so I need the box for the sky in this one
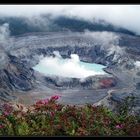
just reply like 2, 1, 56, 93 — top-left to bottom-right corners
0, 5, 140, 34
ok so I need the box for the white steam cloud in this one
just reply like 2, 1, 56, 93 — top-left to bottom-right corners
135, 61, 140, 67
0, 23, 11, 68
0, 23, 14, 52
0, 23, 10, 45
0, 5, 140, 34
84, 30, 119, 46
83, 31, 124, 60
33, 52, 106, 78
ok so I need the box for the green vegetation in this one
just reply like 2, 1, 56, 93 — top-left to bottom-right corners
0, 95, 139, 136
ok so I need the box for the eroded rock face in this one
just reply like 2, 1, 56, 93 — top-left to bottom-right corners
0, 54, 35, 101
99, 78, 117, 88
43, 76, 116, 90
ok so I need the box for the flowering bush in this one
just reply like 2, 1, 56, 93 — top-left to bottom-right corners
0, 95, 139, 136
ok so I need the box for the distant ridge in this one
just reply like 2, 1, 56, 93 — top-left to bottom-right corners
0, 15, 135, 36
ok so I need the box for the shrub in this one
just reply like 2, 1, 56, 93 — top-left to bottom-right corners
0, 95, 139, 136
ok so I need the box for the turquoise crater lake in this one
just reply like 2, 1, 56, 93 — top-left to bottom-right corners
33, 53, 107, 78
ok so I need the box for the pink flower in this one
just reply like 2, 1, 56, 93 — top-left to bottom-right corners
51, 95, 61, 100
2, 103, 13, 114
0, 125, 4, 129
36, 98, 49, 105
36, 100, 43, 105
50, 112, 55, 117
115, 124, 123, 129
44, 99, 49, 104
36, 95, 61, 105
3, 111, 9, 116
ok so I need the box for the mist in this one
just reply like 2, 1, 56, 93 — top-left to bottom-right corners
33, 52, 106, 78
83, 30, 124, 60
0, 23, 10, 46
0, 5, 140, 35
135, 61, 140, 67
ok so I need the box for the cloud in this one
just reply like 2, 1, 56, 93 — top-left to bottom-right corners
83, 31, 124, 60
135, 61, 140, 67
0, 23, 10, 45
24, 15, 51, 31
0, 23, 11, 68
33, 52, 106, 78
83, 30, 119, 46
0, 23, 14, 51
0, 5, 140, 34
